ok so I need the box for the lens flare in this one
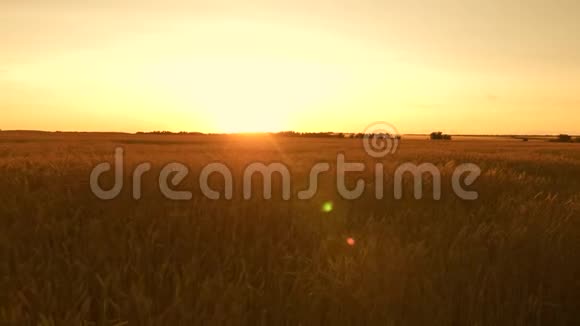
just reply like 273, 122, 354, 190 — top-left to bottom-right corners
321, 201, 333, 213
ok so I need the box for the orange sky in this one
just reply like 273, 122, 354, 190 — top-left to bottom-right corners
1, 0, 579, 134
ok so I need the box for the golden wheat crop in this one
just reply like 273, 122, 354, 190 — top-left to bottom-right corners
0, 132, 578, 325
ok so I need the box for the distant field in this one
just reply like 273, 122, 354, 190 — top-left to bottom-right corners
0, 132, 579, 325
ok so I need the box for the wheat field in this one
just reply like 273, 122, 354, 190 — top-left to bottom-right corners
0, 132, 579, 325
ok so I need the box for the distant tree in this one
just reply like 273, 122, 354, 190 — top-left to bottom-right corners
430, 132, 441, 140
557, 134, 572, 142
430, 132, 452, 140
522, 138, 529, 142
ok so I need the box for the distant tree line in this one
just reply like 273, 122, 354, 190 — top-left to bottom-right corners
251, 131, 403, 139
273, 131, 341, 138
348, 133, 401, 140
132, 131, 404, 140
136, 131, 205, 135
132, 131, 579, 143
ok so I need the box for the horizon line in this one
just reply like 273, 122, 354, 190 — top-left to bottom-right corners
1, 129, 579, 138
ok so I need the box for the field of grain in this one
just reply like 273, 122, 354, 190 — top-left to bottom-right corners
0, 132, 579, 325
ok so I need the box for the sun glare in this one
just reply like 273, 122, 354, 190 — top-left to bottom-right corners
145, 56, 356, 133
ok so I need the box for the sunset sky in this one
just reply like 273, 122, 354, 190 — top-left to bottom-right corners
1, 0, 579, 134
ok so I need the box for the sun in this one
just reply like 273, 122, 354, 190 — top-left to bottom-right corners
142, 56, 356, 133
149, 59, 339, 133
192, 64, 296, 133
